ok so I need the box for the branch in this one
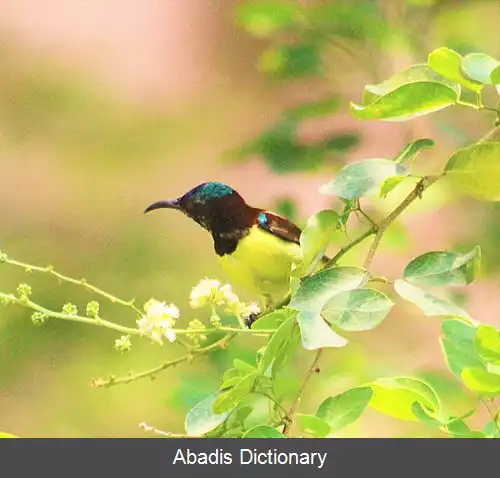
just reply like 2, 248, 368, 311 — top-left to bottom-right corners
478, 124, 500, 143
481, 399, 500, 434
363, 175, 441, 269
324, 227, 376, 268
139, 422, 195, 438
90, 333, 237, 388
4, 256, 143, 316
282, 348, 322, 435
0, 292, 140, 335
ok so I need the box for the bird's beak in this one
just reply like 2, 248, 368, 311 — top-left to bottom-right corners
144, 199, 181, 214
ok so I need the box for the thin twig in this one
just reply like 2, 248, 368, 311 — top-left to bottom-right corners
363, 175, 441, 269
0, 292, 278, 338
324, 227, 376, 268
0, 292, 141, 335
5, 257, 143, 316
282, 349, 323, 435
139, 422, 194, 438
481, 399, 500, 434
91, 333, 237, 388
477, 124, 500, 143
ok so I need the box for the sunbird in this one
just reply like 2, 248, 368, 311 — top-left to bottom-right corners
145, 181, 325, 311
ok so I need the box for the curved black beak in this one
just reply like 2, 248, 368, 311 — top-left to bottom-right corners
144, 199, 181, 214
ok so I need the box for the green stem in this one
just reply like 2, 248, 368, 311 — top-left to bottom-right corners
363, 175, 441, 269
0, 292, 140, 335
324, 227, 376, 268
139, 422, 195, 438
282, 348, 322, 435
5, 258, 143, 316
91, 333, 237, 388
0, 292, 277, 337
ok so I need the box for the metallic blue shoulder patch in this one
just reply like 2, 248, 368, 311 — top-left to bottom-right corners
258, 212, 268, 226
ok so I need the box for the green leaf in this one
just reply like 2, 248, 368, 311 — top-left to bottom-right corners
251, 308, 292, 331
338, 199, 358, 231
369, 377, 440, 421
475, 325, 500, 364
379, 176, 407, 199
259, 43, 322, 79
323, 133, 360, 152
428, 47, 483, 92
440, 319, 485, 379
483, 420, 500, 438
233, 359, 257, 374
361, 64, 457, 101
289, 266, 368, 350
394, 279, 472, 320
351, 64, 459, 121
491, 65, 500, 85
234, 120, 325, 173
236, 405, 253, 425
213, 374, 258, 414
403, 247, 481, 287
446, 418, 484, 438
185, 392, 232, 437
258, 315, 296, 374
292, 210, 339, 278
271, 326, 300, 376
444, 142, 500, 201
235, 1, 300, 38
322, 288, 394, 331
411, 402, 443, 427
242, 425, 286, 438
461, 53, 500, 85
316, 386, 373, 431
221, 376, 244, 390
461, 367, 500, 396
285, 97, 340, 121
274, 198, 297, 222
222, 429, 245, 438
0, 432, 17, 438
296, 414, 331, 438
319, 159, 409, 199
222, 368, 243, 382
395, 138, 435, 164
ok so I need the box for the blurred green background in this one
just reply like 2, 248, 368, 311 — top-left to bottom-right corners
1, 0, 500, 437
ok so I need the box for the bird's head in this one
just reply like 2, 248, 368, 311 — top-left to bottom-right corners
144, 181, 255, 235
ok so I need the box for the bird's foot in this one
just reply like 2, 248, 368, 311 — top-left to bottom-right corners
244, 313, 259, 328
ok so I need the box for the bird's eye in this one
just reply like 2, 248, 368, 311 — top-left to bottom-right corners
258, 212, 268, 225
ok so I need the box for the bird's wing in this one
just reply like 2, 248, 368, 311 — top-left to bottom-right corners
256, 211, 302, 245
257, 210, 332, 265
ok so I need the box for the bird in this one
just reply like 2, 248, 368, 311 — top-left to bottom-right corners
144, 181, 326, 316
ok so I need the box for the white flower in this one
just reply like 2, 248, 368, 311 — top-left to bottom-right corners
244, 303, 261, 316
114, 335, 132, 353
217, 284, 239, 306
189, 278, 243, 309
190, 279, 221, 309
137, 299, 179, 344
189, 278, 259, 321
164, 328, 176, 343
227, 300, 261, 318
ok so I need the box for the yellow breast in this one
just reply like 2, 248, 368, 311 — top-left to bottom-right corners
218, 226, 302, 302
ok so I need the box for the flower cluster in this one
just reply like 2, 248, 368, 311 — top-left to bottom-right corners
186, 319, 207, 346
17, 283, 32, 301
189, 279, 260, 319
114, 335, 132, 353
86, 301, 100, 318
136, 299, 179, 344
31, 311, 48, 326
62, 303, 78, 315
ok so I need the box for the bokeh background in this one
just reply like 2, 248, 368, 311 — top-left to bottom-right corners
1, 0, 500, 438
